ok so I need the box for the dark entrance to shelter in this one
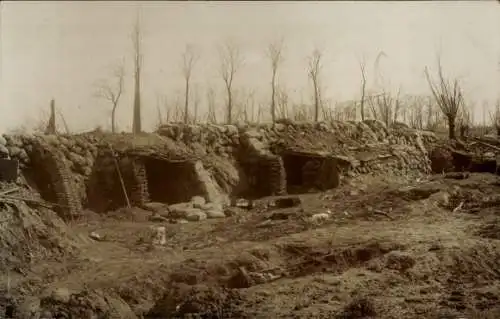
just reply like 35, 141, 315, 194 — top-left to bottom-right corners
281, 151, 339, 194
144, 158, 203, 204
23, 149, 59, 205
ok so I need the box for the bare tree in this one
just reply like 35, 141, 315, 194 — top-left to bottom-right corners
96, 60, 125, 133
488, 99, 500, 136
307, 48, 323, 122
218, 40, 244, 124
181, 44, 199, 124
425, 58, 464, 140
131, 13, 143, 134
367, 90, 401, 127
267, 38, 285, 123
359, 57, 368, 121
206, 85, 217, 124
457, 103, 472, 139
192, 84, 200, 124
45, 98, 57, 134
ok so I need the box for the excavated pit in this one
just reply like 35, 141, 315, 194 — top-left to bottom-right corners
144, 158, 204, 204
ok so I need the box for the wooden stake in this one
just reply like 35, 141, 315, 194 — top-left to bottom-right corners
108, 143, 131, 208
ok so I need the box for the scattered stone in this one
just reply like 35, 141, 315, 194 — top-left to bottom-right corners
428, 191, 450, 207
169, 202, 194, 218
47, 287, 72, 304
151, 226, 167, 246
89, 231, 103, 241
205, 209, 226, 219
149, 214, 168, 222
144, 202, 169, 213
310, 212, 332, 224
185, 210, 207, 222
191, 196, 206, 208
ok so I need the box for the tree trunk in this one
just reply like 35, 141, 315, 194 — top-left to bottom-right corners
45, 99, 57, 135
448, 116, 456, 140
360, 100, 365, 121
313, 83, 319, 122
132, 63, 142, 134
111, 105, 117, 133
184, 79, 190, 124
226, 86, 232, 124
271, 72, 276, 123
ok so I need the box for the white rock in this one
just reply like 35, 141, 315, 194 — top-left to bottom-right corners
206, 209, 226, 219
151, 226, 167, 246
310, 213, 331, 224
89, 231, 103, 241
191, 196, 206, 208
185, 211, 207, 222
169, 202, 194, 218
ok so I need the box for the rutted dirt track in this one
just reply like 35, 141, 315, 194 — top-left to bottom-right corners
2, 173, 500, 318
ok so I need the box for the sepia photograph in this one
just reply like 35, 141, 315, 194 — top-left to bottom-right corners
1, 1, 499, 318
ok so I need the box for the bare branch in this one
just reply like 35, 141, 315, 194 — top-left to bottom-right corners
307, 48, 323, 122
267, 37, 285, 123
95, 60, 125, 133
424, 54, 464, 139
359, 57, 367, 121
218, 40, 244, 124
181, 44, 200, 124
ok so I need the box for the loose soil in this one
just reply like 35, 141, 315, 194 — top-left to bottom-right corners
1, 173, 500, 318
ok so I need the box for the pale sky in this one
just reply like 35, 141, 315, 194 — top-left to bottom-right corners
1, 1, 499, 133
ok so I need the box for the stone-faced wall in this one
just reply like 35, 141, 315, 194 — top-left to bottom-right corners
157, 120, 436, 196
1, 120, 437, 216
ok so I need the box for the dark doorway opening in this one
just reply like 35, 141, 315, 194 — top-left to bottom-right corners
23, 150, 59, 205
281, 153, 315, 194
282, 152, 339, 194
144, 158, 202, 204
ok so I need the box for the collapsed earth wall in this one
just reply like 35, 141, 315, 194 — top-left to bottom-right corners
1, 120, 436, 218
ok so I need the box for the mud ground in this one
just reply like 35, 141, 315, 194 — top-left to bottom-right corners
2, 173, 500, 318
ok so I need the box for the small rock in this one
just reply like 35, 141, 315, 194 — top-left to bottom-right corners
169, 202, 194, 218
205, 210, 226, 219
89, 231, 103, 241
149, 214, 168, 222
7, 146, 22, 157
151, 226, 167, 246
191, 196, 206, 208
49, 287, 72, 303
199, 202, 223, 211
144, 202, 169, 213
0, 135, 6, 145
270, 196, 301, 209
310, 213, 331, 223
428, 191, 450, 207
185, 210, 207, 222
